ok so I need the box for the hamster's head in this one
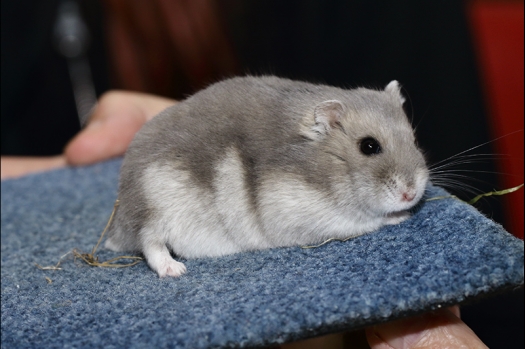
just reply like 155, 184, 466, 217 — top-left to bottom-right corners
308, 81, 429, 218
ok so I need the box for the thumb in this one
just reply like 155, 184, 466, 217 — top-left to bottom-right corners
366, 307, 488, 349
65, 91, 176, 166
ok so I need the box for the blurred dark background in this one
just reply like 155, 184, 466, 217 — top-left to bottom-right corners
1, 0, 523, 348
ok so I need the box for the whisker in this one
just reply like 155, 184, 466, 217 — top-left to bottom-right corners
432, 167, 498, 177
431, 173, 482, 181
430, 179, 481, 196
430, 173, 501, 190
429, 155, 510, 170
430, 169, 519, 177
430, 171, 488, 182
428, 130, 522, 168
402, 87, 416, 128
425, 130, 523, 207
430, 160, 495, 172
431, 180, 481, 192
431, 154, 510, 166
428, 156, 515, 172
430, 176, 482, 193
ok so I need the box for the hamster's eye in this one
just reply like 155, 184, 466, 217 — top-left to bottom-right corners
360, 137, 382, 156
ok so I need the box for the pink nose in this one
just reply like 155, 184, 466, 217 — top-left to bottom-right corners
402, 192, 416, 202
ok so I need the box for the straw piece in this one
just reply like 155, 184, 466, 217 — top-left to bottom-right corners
467, 183, 524, 205
35, 199, 143, 271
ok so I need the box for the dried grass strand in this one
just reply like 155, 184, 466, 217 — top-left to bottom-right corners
35, 199, 143, 271
72, 199, 144, 268
425, 183, 524, 205
72, 249, 143, 268
302, 237, 354, 249
466, 184, 523, 205
35, 251, 72, 270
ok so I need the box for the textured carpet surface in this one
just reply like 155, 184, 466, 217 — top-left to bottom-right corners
1, 159, 523, 348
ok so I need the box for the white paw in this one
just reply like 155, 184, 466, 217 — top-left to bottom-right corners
151, 258, 187, 278
143, 243, 187, 278
384, 211, 411, 225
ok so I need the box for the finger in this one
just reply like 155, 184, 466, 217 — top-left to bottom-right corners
448, 305, 460, 318
1, 156, 66, 180
366, 308, 487, 349
64, 100, 145, 166
65, 91, 176, 166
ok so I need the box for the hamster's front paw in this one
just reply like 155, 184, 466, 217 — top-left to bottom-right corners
384, 211, 411, 225
154, 259, 187, 278
143, 245, 187, 278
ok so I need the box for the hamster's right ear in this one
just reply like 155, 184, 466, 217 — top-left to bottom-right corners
311, 100, 345, 136
385, 80, 406, 104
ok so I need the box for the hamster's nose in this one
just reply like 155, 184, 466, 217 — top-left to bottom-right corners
402, 191, 416, 202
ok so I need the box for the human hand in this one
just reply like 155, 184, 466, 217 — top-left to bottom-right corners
65, 90, 177, 165
282, 306, 486, 348
1, 156, 67, 180
1, 91, 176, 180
366, 306, 488, 349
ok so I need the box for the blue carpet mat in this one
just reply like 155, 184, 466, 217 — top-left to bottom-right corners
1, 159, 523, 348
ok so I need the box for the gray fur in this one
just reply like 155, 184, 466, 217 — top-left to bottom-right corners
105, 76, 429, 277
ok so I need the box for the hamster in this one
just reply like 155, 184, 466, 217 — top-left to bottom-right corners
105, 76, 429, 277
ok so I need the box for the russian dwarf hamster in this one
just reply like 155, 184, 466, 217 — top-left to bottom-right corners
105, 76, 429, 277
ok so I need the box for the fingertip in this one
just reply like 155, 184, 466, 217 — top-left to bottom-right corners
65, 90, 176, 166
64, 137, 95, 166
366, 309, 488, 349
64, 121, 110, 166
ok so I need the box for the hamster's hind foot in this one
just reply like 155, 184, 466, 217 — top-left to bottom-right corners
143, 244, 187, 278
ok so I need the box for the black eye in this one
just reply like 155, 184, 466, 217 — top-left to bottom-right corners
360, 137, 382, 155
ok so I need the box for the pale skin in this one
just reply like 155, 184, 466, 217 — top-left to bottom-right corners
0, 91, 488, 348
1, 90, 175, 179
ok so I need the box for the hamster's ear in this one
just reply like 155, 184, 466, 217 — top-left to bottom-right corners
312, 100, 345, 136
385, 80, 406, 104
